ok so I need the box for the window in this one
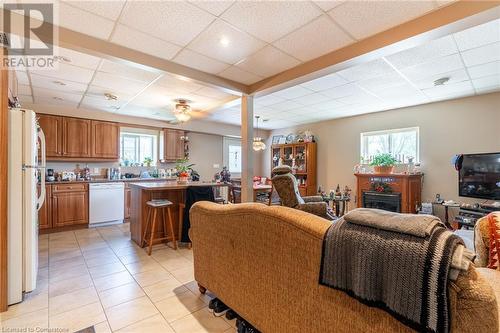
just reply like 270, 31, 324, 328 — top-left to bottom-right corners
223, 137, 242, 175
360, 127, 419, 162
120, 128, 159, 165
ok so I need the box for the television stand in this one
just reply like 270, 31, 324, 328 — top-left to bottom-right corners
454, 203, 500, 229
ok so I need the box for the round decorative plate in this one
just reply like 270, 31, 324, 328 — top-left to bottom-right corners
285, 134, 295, 144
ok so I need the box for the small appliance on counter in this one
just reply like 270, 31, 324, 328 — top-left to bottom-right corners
46, 168, 55, 182
61, 171, 76, 181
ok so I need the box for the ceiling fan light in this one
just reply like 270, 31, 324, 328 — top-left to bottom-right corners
175, 112, 191, 122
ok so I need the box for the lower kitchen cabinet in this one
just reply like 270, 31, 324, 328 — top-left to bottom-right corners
38, 184, 52, 229
40, 183, 89, 229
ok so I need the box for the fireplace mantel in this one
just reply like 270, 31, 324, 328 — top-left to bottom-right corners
355, 173, 424, 213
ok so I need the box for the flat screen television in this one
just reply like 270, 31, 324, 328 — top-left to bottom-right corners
458, 152, 500, 200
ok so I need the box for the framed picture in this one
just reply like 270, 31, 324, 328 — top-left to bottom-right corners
272, 135, 284, 145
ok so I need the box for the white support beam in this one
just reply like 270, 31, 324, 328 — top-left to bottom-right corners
240, 95, 254, 203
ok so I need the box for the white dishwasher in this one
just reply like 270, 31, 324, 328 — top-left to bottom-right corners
89, 182, 125, 226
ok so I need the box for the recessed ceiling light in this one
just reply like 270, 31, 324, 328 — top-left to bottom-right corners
104, 93, 118, 101
53, 55, 71, 63
109, 105, 120, 110
220, 36, 230, 47
53, 80, 66, 86
52, 97, 64, 101
434, 77, 450, 86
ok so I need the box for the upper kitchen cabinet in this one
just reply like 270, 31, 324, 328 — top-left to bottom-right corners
91, 120, 119, 159
37, 114, 120, 161
163, 129, 186, 161
37, 114, 63, 157
63, 117, 92, 158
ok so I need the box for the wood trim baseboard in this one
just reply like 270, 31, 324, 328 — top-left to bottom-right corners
0, 67, 9, 312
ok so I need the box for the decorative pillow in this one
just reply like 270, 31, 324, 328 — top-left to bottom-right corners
487, 212, 500, 271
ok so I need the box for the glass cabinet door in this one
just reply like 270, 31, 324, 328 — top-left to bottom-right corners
283, 146, 293, 168
271, 147, 281, 168
294, 144, 307, 173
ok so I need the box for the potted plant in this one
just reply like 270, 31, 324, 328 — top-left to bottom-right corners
370, 153, 398, 174
143, 157, 153, 167
175, 158, 195, 184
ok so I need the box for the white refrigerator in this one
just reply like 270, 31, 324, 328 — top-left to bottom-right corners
7, 108, 46, 305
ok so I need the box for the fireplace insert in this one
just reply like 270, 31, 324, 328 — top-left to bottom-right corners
362, 191, 401, 213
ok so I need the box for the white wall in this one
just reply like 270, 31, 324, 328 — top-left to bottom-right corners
263, 93, 500, 209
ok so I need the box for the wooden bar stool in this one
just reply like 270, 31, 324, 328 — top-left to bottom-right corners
141, 199, 177, 255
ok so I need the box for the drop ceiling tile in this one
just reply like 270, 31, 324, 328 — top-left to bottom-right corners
120, 1, 215, 46
80, 95, 123, 112
34, 96, 79, 108
356, 71, 407, 93
321, 83, 365, 99
18, 95, 33, 104
337, 91, 381, 105
385, 35, 458, 69
85, 85, 135, 105
30, 63, 95, 84
221, 1, 322, 43
412, 69, 469, 90
15, 71, 30, 85
188, 1, 234, 16
467, 61, 500, 79
313, 1, 345, 12
255, 94, 286, 107
273, 85, 314, 100
155, 75, 204, 94
98, 60, 160, 83
218, 66, 263, 85
57, 48, 101, 70
400, 53, 464, 82
30, 73, 88, 94
337, 59, 394, 82
313, 99, 345, 111
235, 45, 301, 78
453, 19, 500, 51
274, 15, 354, 62
92, 72, 149, 96
422, 80, 474, 99
131, 85, 175, 109
374, 83, 423, 100
461, 42, 500, 67
17, 84, 31, 95
32, 86, 83, 103
300, 73, 348, 91
188, 19, 266, 65
111, 24, 182, 61
59, 2, 115, 40
293, 93, 331, 105
62, 0, 126, 21
267, 100, 303, 112
472, 75, 500, 91
328, 1, 436, 40
195, 86, 235, 100
172, 49, 230, 75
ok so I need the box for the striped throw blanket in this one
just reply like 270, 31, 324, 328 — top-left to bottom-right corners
319, 209, 464, 333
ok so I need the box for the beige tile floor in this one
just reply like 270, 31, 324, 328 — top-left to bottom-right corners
0, 223, 235, 333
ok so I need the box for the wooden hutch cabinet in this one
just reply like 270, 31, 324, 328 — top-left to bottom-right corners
271, 142, 317, 196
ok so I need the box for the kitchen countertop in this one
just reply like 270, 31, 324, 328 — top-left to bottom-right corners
43, 177, 177, 185
129, 181, 230, 190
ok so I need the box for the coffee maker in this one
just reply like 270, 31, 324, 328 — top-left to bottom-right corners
46, 168, 55, 182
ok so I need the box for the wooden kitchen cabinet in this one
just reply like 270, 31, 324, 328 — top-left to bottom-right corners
38, 184, 52, 230
51, 184, 88, 227
37, 114, 63, 157
91, 120, 119, 159
63, 117, 92, 158
164, 129, 185, 161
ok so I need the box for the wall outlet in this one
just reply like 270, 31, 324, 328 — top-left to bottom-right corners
213, 164, 220, 168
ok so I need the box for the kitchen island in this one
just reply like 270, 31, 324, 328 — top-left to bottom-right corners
128, 181, 229, 247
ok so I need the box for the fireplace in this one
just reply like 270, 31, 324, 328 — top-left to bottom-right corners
362, 191, 402, 213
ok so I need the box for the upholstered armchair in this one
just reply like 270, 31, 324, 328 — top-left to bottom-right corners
271, 165, 335, 220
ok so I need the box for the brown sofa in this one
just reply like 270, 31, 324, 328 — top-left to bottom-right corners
190, 202, 499, 333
